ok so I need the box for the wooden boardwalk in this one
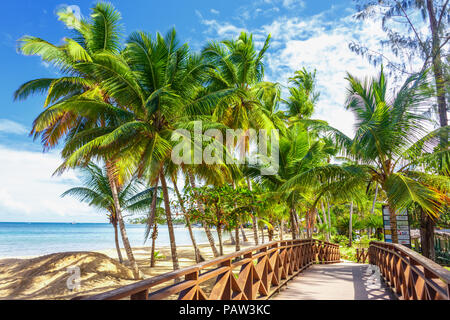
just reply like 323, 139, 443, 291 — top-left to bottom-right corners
272, 262, 395, 300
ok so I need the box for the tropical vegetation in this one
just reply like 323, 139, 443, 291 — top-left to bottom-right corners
15, 1, 449, 275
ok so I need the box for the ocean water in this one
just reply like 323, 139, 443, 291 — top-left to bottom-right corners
0, 222, 222, 258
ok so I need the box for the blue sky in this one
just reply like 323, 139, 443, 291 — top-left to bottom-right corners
0, 0, 390, 222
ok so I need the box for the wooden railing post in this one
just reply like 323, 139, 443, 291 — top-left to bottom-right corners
178, 269, 199, 300
130, 289, 148, 300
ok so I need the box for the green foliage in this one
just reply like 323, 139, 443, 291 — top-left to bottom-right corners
153, 250, 165, 260
16, 1, 450, 253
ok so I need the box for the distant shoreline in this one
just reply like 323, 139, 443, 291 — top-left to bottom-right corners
0, 222, 251, 259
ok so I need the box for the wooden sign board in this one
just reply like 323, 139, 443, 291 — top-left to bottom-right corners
382, 205, 411, 248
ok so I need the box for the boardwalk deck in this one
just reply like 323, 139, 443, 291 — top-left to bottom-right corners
272, 262, 395, 300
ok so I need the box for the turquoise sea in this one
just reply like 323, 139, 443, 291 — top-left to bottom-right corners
0, 222, 222, 258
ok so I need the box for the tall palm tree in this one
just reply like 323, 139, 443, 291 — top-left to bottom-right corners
15, 2, 142, 278
283, 68, 450, 243
202, 32, 275, 244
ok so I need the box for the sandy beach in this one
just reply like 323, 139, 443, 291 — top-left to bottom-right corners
0, 228, 285, 300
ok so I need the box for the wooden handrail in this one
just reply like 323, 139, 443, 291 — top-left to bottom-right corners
78, 239, 340, 300
369, 241, 450, 300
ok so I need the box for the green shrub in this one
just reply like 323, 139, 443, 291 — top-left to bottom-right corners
339, 246, 357, 262
332, 234, 349, 246
154, 250, 165, 260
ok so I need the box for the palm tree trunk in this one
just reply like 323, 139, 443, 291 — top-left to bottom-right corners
113, 220, 123, 264
217, 226, 223, 256
230, 231, 236, 245
369, 184, 379, 238
240, 224, 248, 242
349, 201, 353, 247
252, 215, 259, 245
246, 178, 259, 246
327, 204, 332, 240
149, 178, 159, 266
159, 171, 179, 270
172, 176, 204, 263
290, 208, 298, 239
317, 208, 323, 224
268, 224, 274, 241
150, 222, 158, 267
186, 169, 220, 257
420, 208, 436, 260
280, 219, 284, 240
147, 177, 160, 229
235, 225, 240, 251
260, 225, 265, 243
387, 204, 399, 244
106, 163, 140, 279
321, 201, 329, 242
426, 0, 448, 135
293, 208, 301, 238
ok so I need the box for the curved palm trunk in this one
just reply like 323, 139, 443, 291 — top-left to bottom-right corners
172, 176, 204, 263
112, 220, 123, 264
150, 223, 158, 267
160, 171, 179, 270
230, 231, 236, 245
106, 163, 140, 279
240, 224, 248, 242
186, 170, 220, 257
317, 208, 323, 224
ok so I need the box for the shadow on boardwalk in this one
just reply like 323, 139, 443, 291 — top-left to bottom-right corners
271, 262, 395, 300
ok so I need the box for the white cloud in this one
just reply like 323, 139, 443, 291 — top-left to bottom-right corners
197, 8, 404, 138
260, 14, 388, 137
0, 119, 28, 135
282, 0, 305, 10
0, 145, 100, 222
210, 9, 220, 15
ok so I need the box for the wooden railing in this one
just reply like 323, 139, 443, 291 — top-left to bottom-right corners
356, 248, 369, 263
369, 241, 450, 300
79, 239, 340, 300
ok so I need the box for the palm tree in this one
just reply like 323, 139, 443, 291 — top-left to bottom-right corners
61, 162, 151, 264
53, 29, 227, 270
283, 67, 450, 243
285, 68, 320, 121
15, 2, 142, 278
202, 32, 275, 245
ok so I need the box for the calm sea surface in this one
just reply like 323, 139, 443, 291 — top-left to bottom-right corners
0, 222, 222, 258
